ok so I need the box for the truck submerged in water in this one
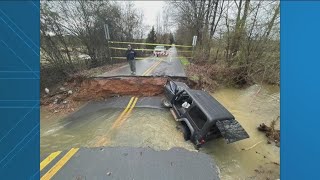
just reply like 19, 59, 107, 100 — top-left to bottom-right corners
162, 80, 249, 148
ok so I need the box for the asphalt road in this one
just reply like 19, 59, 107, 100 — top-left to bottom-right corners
99, 47, 186, 77
41, 147, 220, 180
65, 96, 165, 122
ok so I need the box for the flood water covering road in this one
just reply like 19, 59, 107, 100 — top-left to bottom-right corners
41, 84, 279, 180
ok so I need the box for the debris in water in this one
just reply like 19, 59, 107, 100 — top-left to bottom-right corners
107, 172, 111, 176
258, 117, 280, 147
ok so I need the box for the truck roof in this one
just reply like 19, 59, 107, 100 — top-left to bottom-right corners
184, 88, 235, 122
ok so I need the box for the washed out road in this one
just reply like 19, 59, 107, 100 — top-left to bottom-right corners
39, 47, 215, 179
40, 84, 280, 179
41, 47, 189, 156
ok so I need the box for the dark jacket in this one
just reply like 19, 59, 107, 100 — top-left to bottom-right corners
126, 49, 136, 60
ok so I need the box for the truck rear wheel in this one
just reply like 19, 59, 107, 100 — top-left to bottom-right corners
180, 124, 191, 141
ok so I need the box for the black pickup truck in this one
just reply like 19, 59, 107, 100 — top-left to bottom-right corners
162, 80, 249, 148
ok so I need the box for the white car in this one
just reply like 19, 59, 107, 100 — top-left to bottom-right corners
153, 46, 168, 57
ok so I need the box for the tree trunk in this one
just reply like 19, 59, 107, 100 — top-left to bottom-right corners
209, 0, 219, 39
205, 0, 212, 30
230, 0, 250, 58
265, 3, 280, 39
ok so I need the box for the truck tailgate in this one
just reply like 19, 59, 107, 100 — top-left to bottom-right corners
216, 119, 249, 143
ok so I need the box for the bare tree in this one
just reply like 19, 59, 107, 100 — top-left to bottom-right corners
40, 2, 75, 73
41, 0, 144, 69
169, 0, 280, 84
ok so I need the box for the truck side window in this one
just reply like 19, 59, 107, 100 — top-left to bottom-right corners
188, 106, 207, 129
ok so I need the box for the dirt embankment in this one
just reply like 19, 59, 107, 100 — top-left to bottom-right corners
74, 77, 168, 101
41, 62, 176, 113
41, 76, 189, 114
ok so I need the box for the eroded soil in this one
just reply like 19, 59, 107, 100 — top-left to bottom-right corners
74, 77, 167, 101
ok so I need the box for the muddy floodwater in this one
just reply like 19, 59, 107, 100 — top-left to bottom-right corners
41, 84, 280, 179
206, 84, 280, 180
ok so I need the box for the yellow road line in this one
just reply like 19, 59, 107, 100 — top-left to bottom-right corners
142, 61, 160, 76
111, 97, 135, 129
143, 59, 162, 75
96, 58, 161, 146
116, 97, 139, 128
143, 59, 163, 76
95, 97, 137, 146
142, 60, 159, 75
143, 63, 156, 75
40, 151, 62, 171
149, 60, 163, 73
41, 148, 79, 180
111, 58, 161, 128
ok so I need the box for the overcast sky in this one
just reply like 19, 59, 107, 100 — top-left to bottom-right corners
134, 1, 165, 27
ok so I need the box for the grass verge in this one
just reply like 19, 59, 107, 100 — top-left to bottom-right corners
179, 56, 190, 66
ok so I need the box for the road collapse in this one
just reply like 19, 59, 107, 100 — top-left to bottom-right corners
74, 76, 167, 100
40, 73, 195, 115
72, 76, 192, 101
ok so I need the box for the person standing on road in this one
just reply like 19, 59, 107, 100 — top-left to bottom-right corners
126, 44, 137, 75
